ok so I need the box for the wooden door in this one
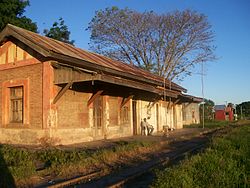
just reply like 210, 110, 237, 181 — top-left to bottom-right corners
93, 95, 103, 138
132, 101, 137, 135
156, 103, 159, 132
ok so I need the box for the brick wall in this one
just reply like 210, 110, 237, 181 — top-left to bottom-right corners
0, 63, 43, 128
56, 87, 91, 128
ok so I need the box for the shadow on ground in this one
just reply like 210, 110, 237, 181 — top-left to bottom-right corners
0, 145, 16, 188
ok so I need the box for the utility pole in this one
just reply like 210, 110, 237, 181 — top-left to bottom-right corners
235, 104, 237, 120
241, 106, 243, 119
201, 63, 205, 129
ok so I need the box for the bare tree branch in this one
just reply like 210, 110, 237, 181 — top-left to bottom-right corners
87, 7, 216, 81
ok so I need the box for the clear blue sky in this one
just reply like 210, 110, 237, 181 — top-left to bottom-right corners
25, 0, 250, 105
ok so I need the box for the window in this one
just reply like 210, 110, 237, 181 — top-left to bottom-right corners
2, 79, 29, 126
10, 86, 23, 123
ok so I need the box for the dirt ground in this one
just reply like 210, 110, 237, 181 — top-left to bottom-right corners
38, 127, 214, 187
76, 129, 215, 188
58, 128, 211, 150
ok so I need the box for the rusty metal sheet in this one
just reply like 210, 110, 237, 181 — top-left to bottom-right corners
2, 24, 186, 92
181, 94, 203, 103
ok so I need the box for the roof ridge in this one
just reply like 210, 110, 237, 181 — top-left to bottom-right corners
7, 24, 76, 48
1, 24, 186, 92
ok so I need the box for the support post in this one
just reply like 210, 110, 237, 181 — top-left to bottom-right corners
87, 90, 104, 107
172, 99, 180, 107
53, 81, 73, 104
120, 95, 134, 109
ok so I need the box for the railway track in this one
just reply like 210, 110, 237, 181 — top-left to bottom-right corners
110, 141, 207, 188
87, 139, 207, 188
47, 134, 210, 188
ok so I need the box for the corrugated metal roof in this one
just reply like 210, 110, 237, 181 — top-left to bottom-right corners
214, 105, 226, 111
181, 94, 203, 103
0, 24, 186, 92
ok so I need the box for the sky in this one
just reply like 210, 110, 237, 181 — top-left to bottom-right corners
24, 0, 250, 105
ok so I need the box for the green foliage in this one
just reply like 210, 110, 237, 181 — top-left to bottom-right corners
36, 149, 89, 167
0, 140, 153, 186
236, 101, 250, 119
44, 17, 74, 45
200, 98, 215, 121
185, 120, 230, 128
152, 125, 250, 187
0, 0, 37, 32
0, 145, 35, 187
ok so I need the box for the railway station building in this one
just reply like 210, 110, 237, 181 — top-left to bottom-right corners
0, 24, 202, 145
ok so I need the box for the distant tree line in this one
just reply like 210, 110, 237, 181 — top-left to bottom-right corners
236, 101, 250, 119
200, 99, 250, 121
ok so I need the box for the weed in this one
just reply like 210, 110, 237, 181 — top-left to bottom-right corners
184, 120, 233, 129
152, 125, 250, 187
0, 145, 36, 187
0, 139, 155, 187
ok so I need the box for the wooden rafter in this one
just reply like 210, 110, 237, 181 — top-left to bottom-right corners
149, 100, 157, 109
174, 98, 181, 105
120, 95, 134, 109
53, 81, 73, 104
147, 98, 158, 109
87, 90, 103, 107
147, 102, 152, 108
167, 101, 171, 109
171, 99, 181, 107
184, 103, 192, 108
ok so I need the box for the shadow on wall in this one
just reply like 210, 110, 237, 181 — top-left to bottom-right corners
0, 145, 16, 188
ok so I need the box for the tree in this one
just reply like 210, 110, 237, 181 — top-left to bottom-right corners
44, 17, 74, 45
88, 7, 216, 81
200, 99, 215, 121
0, 0, 37, 32
236, 101, 250, 119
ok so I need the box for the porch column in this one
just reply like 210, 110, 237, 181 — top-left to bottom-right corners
42, 61, 57, 136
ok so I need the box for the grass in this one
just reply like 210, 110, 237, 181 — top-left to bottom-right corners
152, 124, 250, 188
0, 140, 155, 187
184, 120, 233, 129
1, 121, 248, 187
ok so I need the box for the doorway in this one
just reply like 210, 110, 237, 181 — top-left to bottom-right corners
132, 100, 137, 135
156, 103, 159, 132
93, 95, 104, 138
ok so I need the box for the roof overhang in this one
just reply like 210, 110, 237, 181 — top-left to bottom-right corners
0, 24, 187, 94
180, 94, 203, 103
52, 62, 179, 98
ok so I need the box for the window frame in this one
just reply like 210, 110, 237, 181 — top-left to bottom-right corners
2, 79, 29, 127
9, 86, 24, 123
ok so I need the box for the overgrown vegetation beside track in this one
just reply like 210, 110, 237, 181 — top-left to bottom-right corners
184, 120, 231, 128
152, 123, 250, 187
0, 140, 155, 187
1, 121, 249, 187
